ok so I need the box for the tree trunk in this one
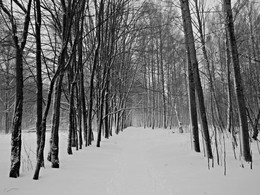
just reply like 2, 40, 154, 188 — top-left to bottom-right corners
33, 63, 62, 180
76, 84, 83, 149
9, 48, 23, 178
96, 88, 105, 147
104, 81, 110, 139
187, 51, 200, 152
5, 0, 33, 177
159, 30, 167, 129
225, 30, 233, 134
180, 0, 212, 158
88, 0, 103, 146
35, 0, 43, 167
80, 64, 88, 147
48, 72, 64, 168
223, 0, 252, 162
68, 81, 76, 154
78, 6, 88, 147
5, 89, 9, 134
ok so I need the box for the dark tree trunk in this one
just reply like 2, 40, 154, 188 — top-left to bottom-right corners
35, 0, 43, 167
3, 0, 33, 178
80, 63, 88, 147
225, 30, 233, 134
48, 72, 64, 168
187, 51, 200, 152
180, 0, 212, 158
68, 81, 76, 154
33, 63, 62, 180
47, 0, 77, 167
96, 88, 105, 147
78, 5, 87, 147
76, 84, 83, 149
104, 83, 110, 139
252, 111, 260, 140
223, 0, 252, 162
88, 0, 103, 145
9, 48, 23, 178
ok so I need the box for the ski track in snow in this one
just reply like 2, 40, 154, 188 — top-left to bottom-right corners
0, 127, 260, 195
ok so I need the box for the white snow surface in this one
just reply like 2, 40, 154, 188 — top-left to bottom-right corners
0, 127, 259, 195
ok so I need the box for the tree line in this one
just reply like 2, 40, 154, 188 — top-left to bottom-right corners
0, 0, 259, 179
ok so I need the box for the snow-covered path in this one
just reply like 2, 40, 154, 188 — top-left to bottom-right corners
107, 128, 173, 195
0, 127, 260, 195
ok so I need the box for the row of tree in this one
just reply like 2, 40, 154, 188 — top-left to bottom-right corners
131, 0, 256, 168
132, 0, 256, 165
0, 0, 140, 179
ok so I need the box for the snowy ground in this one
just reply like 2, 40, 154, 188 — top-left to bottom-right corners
0, 127, 259, 195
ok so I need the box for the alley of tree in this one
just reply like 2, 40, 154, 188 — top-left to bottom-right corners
1, 0, 260, 187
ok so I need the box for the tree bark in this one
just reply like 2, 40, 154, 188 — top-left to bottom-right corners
78, 1, 87, 147
48, 72, 64, 168
225, 29, 233, 134
33, 62, 62, 180
223, 0, 252, 162
9, 48, 23, 178
0, 0, 33, 178
35, 0, 43, 167
180, 0, 212, 158
68, 81, 76, 154
187, 51, 200, 152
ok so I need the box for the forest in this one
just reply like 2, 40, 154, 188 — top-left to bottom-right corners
0, 0, 259, 185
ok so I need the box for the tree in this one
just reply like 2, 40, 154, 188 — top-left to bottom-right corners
179, 0, 213, 159
34, 0, 44, 168
187, 50, 200, 152
46, 0, 80, 168
0, 0, 33, 178
223, 0, 252, 162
